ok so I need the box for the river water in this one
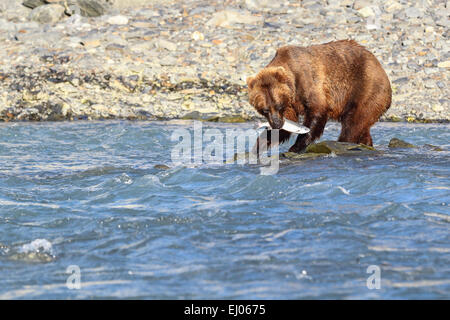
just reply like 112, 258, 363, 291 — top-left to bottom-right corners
0, 121, 448, 299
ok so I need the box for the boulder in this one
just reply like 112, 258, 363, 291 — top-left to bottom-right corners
306, 140, 376, 154
228, 141, 379, 163
284, 141, 378, 159
388, 138, 416, 148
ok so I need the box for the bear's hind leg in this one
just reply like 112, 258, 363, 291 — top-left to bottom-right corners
339, 81, 391, 146
338, 106, 374, 145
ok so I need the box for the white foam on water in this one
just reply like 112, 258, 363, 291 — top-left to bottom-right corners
19, 239, 53, 255
337, 186, 351, 195
115, 173, 133, 185
295, 270, 313, 280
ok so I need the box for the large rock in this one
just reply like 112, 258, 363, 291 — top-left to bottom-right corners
228, 141, 379, 163
283, 141, 378, 160
388, 138, 416, 148
388, 138, 444, 151
29, 3, 65, 24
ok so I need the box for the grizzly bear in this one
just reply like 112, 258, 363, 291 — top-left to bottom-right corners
247, 40, 392, 153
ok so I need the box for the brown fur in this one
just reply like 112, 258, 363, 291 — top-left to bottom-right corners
247, 40, 392, 152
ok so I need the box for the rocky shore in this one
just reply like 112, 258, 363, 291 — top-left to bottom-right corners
0, 0, 448, 122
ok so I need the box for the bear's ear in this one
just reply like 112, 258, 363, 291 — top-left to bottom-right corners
246, 76, 256, 90
272, 66, 289, 84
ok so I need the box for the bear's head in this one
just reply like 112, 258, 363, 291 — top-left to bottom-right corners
247, 66, 295, 129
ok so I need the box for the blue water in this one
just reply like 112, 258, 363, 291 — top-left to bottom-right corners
0, 121, 449, 299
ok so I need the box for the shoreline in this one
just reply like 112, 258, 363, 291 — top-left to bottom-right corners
0, 0, 448, 123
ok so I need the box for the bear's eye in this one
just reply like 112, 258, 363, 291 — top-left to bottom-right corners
260, 109, 269, 116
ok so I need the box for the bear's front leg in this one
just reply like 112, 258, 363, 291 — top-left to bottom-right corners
252, 129, 291, 155
289, 113, 328, 153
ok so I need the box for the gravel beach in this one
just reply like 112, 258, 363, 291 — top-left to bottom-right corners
0, 0, 448, 122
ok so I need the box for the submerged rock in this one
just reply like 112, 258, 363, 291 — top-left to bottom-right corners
281, 152, 324, 160
154, 164, 170, 170
388, 138, 417, 148
423, 144, 444, 151
8, 239, 55, 263
206, 115, 247, 123
9, 251, 55, 263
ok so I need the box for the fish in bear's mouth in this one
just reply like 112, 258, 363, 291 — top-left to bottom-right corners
256, 119, 310, 135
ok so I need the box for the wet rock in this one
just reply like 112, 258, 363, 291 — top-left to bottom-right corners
281, 141, 378, 160
206, 115, 247, 123
29, 3, 65, 24
228, 141, 379, 164
304, 141, 377, 155
181, 111, 221, 121
8, 239, 55, 263
423, 144, 444, 151
388, 138, 416, 148
154, 164, 170, 170
281, 152, 324, 160
9, 252, 55, 263
0, 242, 8, 255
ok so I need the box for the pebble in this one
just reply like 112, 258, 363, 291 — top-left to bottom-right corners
206, 10, 263, 27
404, 7, 423, 19
357, 6, 375, 18
107, 15, 129, 25
353, 0, 372, 10
437, 61, 450, 68
154, 39, 177, 51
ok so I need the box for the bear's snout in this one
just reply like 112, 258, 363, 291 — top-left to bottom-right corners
268, 112, 284, 130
